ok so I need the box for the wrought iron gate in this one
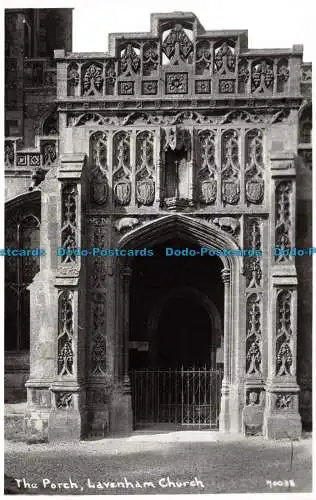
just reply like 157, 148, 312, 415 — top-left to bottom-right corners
130, 367, 223, 429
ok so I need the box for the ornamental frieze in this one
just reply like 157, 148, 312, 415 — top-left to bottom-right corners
67, 108, 291, 128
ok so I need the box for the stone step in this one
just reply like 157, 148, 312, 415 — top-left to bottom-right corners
5, 403, 26, 441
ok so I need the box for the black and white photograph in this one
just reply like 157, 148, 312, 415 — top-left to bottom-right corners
2, 0, 314, 496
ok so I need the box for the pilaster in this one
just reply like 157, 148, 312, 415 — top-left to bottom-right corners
47, 153, 88, 442
263, 152, 301, 439
25, 170, 59, 442
109, 264, 133, 434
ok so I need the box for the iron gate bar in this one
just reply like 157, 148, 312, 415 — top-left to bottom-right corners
130, 367, 223, 429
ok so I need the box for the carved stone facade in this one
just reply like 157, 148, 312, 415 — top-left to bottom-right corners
4, 11, 312, 441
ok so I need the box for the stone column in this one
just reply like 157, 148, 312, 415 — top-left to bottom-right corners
109, 264, 133, 434
25, 171, 59, 442
219, 268, 231, 432
47, 153, 88, 442
263, 152, 301, 439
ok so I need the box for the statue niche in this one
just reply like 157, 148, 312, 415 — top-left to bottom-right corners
162, 126, 191, 208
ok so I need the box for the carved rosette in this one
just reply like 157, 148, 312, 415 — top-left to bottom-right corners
246, 293, 262, 376
221, 130, 240, 205
57, 290, 74, 377
136, 131, 155, 205
61, 184, 78, 263
90, 292, 107, 376
89, 132, 108, 205
113, 132, 132, 206
245, 129, 265, 204
276, 289, 293, 377
275, 180, 292, 263
197, 130, 217, 204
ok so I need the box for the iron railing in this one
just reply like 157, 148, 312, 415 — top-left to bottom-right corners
130, 366, 223, 429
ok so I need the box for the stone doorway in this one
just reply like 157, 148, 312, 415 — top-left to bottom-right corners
128, 238, 224, 428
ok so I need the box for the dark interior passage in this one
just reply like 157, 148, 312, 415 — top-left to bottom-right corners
129, 237, 223, 370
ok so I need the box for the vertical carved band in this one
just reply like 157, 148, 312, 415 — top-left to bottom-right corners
246, 293, 262, 376
61, 183, 78, 263
276, 289, 293, 377
221, 130, 240, 205
90, 292, 106, 376
57, 290, 74, 376
89, 132, 108, 205
245, 129, 265, 205
244, 218, 262, 288
198, 130, 217, 204
275, 180, 293, 263
136, 131, 155, 205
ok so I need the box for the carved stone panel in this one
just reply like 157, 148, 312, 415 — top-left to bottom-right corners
82, 63, 104, 96
61, 184, 78, 263
245, 129, 264, 205
136, 131, 155, 205
244, 218, 262, 288
275, 289, 294, 377
221, 130, 240, 205
89, 132, 108, 205
165, 73, 188, 94
246, 293, 262, 376
275, 181, 293, 263
197, 130, 217, 204
214, 41, 236, 75
162, 25, 193, 64
57, 290, 74, 377
251, 60, 274, 93
112, 132, 132, 206
90, 292, 106, 376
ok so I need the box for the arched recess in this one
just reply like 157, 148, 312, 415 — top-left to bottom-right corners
146, 285, 222, 368
298, 103, 312, 144
114, 213, 241, 388
5, 190, 41, 352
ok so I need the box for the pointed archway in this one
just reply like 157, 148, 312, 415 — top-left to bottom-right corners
112, 214, 243, 433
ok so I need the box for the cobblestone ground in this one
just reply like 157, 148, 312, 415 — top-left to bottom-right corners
4, 432, 313, 495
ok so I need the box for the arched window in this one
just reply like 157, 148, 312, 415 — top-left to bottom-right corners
299, 106, 312, 144
5, 198, 41, 351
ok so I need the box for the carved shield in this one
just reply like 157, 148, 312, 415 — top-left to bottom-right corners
114, 180, 131, 206
136, 179, 155, 205
200, 179, 217, 204
90, 171, 108, 205
222, 181, 240, 204
246, 180, 264, 204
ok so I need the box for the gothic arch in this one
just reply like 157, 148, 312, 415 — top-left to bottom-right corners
117, 213, 241, 271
